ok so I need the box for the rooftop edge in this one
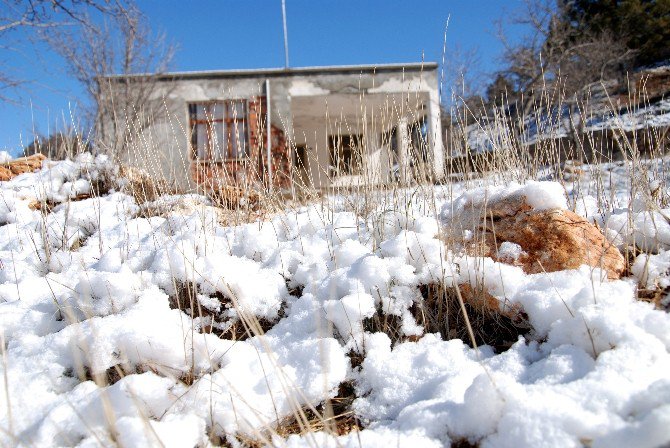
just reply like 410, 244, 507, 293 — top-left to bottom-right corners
103, 62, 439, 81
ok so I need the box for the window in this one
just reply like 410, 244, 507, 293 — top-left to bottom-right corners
188, 100, 248, 160
328, 134, 362, 175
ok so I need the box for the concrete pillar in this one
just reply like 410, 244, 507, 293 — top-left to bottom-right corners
427, 89, 445, 180
398, 115, 410, 184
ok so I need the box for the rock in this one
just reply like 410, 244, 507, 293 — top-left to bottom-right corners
466, 194, 625, 279
0, 154, 47, 181
444, 190, 625, 329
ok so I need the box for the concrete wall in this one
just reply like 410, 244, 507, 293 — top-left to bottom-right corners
103, 64, 444, 191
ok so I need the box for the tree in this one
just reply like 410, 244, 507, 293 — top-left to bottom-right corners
488, 0, 641, 152
440, 45, 491, 157
486, 74, 518, 108
496, 0, 635, 115
43, 2, 175, 157
24, 130, 91, 159
0, 0, 118, 99
564, 0, 670, 67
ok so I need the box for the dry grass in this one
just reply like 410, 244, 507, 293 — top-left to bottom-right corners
4, 64, 669, 446
219, 382, 360, 447
167, 281, 283, 342
413, 283, 529, 352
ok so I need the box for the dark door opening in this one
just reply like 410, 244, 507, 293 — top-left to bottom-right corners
328, 134, 363, 176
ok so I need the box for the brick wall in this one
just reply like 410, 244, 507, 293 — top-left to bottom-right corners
270, 125, 292, 189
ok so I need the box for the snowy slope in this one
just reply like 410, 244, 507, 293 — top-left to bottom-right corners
0, 154, 669, 447
464, 98, 670, 153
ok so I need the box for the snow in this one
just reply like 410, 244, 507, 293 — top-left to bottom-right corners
324, 292, 376, 341
464, 95, 670, 153
633, 250, 670, 290
0, 151, 12, 163
0, 154, 669, 447
605, 209, 670, 252
497, 241, 525, 263
588, 98, 670, 133
441, 180, 568, 226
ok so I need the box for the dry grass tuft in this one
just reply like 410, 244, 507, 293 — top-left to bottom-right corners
221, 381, 363, 447
64, 363, 147, 387
168, 282, 281, 341
118, 165, 175, 204
413, 283, 529, 352
273, 382, 360, 438
357, 282, 529, 352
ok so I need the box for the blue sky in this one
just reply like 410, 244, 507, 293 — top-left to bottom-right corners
0, 0, 528, 154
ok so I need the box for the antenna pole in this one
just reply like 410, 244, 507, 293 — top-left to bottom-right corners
281, 0, 289, 68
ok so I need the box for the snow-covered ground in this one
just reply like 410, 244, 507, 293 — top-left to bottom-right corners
0, 154, 669, 447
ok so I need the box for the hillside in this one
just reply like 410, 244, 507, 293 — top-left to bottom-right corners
463, 65, 670, 156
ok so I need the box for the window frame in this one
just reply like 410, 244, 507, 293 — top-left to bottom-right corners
188, 100, 249, 161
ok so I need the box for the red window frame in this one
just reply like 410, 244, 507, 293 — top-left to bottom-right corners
188, 100, 249, 160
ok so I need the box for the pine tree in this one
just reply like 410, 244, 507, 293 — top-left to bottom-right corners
564, 0, 670, 66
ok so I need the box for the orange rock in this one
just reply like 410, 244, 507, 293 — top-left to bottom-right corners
473, 195, 625, 279
0, 154, 47, 181
9, 163, 35, 175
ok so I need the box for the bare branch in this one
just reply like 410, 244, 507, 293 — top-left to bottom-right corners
43, 1, 175, 157
0, 0, 130, 97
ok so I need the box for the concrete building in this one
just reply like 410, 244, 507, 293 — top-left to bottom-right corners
103, 62, 444, 192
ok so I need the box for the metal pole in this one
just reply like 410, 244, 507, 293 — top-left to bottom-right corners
266, 79, 273, 191
281, 0, 289, 68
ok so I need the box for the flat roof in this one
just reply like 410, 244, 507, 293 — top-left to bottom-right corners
104, 62, 438, 81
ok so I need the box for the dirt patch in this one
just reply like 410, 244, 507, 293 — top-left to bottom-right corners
451, 439, 480, 448
362, 309, 405, 345
638, 286, 670, 310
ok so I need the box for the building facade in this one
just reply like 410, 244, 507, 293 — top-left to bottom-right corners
103, 62, 444, 192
